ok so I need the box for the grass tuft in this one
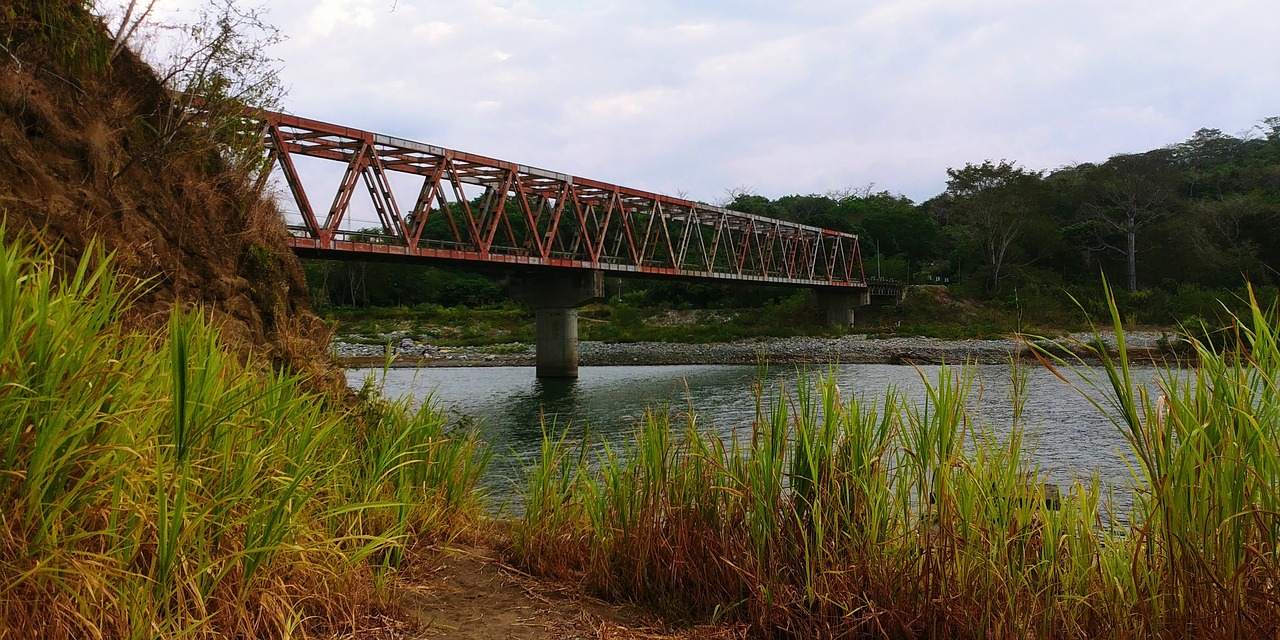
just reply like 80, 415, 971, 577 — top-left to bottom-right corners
0, 231, 490, 639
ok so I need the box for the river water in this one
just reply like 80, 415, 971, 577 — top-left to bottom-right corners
350, 363, 1156, 513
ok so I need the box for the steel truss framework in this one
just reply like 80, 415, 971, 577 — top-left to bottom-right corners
254, 110, 867, 289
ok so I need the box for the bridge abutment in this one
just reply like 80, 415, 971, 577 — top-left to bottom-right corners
511, 271, 604, 378
817, 289, 871, 327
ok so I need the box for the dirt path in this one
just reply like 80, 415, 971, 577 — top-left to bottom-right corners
361, 543, 737, 640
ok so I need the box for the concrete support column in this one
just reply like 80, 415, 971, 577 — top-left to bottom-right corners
817, 289, 870, 327
511, 270, 604, 378
533, 308, 579, 378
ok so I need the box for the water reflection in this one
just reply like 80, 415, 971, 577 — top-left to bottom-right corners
501, 377, 580, 442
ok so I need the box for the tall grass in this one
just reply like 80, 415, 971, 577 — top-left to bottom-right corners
1037, 281, 1280, 637
0, 233, 490, 639
511, 284, 1280, 637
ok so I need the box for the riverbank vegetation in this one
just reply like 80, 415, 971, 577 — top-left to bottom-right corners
323, 290, 838, 347
318, 277, 1278, 347
0, 234, 490, 638
509, 286, 1280, 638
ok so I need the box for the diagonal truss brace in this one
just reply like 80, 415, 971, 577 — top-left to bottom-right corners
254, 109, 867, 289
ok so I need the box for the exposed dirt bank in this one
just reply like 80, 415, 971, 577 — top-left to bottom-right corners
0, 3, 337, 386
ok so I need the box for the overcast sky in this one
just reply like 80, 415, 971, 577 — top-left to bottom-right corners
136, 0, 1280, 204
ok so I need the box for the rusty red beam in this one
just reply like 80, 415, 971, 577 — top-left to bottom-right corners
250, 109, 867, 288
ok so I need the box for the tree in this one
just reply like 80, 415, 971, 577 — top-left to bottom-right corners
1081, 150, 1180, 291
723, 192, 780, 218
1173, 128, 1245, 198
102, 0, 159, 60
944, 160, 1047, 295
95, 0, 285, 174
1185, 194, 1280, 286
775, 194, 847, 230
858, 193, 935, 263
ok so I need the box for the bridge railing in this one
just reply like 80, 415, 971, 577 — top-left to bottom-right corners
865, 277, 905, 298
256, 110, 867, 288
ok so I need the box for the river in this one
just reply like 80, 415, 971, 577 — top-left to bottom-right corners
350, 362, 1156, 515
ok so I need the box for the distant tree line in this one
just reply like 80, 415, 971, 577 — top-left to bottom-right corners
727, 119, 1280, 297
304, 117, 1280, 322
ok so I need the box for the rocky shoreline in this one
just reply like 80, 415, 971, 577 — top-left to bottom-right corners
333, 331, 1175, 369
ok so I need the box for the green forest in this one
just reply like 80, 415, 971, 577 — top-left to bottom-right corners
305, 118, 1280, 333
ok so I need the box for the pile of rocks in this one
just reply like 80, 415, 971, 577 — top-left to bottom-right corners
331, 338, 445, 359
331, 342, 390, 358
576, 334, 1025, 366
331, 331, 1173, 368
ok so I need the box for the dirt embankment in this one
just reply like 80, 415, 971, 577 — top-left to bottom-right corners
0, 2, 337, 386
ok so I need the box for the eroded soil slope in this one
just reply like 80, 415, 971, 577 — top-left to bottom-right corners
0, 2, 334, 381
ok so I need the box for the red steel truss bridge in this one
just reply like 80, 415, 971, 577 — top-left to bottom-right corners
253, 110, 881, 292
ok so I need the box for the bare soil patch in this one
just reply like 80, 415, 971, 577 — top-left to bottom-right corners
357, 542, 741, 640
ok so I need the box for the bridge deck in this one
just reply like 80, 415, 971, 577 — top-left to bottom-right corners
253, 110, 867, 289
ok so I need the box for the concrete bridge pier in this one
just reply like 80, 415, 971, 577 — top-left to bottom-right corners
511, 271, 605, 378
817, 289, 871, 327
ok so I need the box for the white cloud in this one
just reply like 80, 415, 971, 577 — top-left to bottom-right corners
580, 90, 665, 118
132, 0, 1280, 203
411, 21, 455, 41
305, 0, 378, 37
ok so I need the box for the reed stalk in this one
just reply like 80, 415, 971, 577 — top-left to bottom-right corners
0, 232, 490, 638
513, 281, 1280, 637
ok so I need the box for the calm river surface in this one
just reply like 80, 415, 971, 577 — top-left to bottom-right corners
350, 363, 1157, 513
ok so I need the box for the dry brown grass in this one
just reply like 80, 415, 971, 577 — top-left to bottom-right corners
1, 1, 338, 386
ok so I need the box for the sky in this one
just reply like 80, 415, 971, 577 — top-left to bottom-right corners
126, 0, 1280, 205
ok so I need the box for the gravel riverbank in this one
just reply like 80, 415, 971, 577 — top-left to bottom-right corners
333, 331, 1174, 369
